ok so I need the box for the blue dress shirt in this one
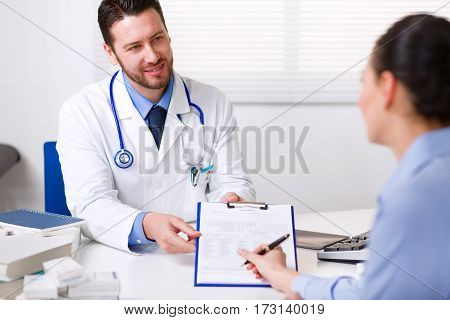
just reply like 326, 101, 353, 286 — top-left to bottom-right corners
123, 72, 174, 250
292, 127, 450, 299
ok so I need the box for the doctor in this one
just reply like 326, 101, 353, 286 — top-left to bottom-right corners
57, 0, 255, 254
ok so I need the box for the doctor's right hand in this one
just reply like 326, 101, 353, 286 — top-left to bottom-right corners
142, 213, 201, 254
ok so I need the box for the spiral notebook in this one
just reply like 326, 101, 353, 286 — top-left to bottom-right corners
0, 209, 84, 234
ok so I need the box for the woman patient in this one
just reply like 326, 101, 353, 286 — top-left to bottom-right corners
239, 14, 450, 299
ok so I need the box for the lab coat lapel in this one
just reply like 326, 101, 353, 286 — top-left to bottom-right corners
157, 72, 190, 165
114, 72, 134, 121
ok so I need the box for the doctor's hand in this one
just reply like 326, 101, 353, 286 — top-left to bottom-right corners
238, 245, 300, 294
142, 213, 201, 254
220, 192, 246, 203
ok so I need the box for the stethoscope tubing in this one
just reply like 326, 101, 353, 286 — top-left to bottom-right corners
109, 70, 205, 169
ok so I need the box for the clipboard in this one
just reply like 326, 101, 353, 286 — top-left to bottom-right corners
194, 202, 298, 287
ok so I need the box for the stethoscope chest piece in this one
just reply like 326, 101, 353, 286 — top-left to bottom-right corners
115, 149, 134, 169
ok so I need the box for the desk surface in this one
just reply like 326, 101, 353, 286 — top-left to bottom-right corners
74, 209, 376, 299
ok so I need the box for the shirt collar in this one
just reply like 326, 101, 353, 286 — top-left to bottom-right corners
123, 71, 174, 119
381, 126, 450, 196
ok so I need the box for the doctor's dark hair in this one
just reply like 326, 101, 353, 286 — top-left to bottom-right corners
372, 14, 450, 124
98, 0, 167, 47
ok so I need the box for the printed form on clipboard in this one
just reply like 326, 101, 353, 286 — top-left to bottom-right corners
194, 202, 298, 287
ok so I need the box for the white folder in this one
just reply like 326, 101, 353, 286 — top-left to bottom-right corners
194, 202, 298, 287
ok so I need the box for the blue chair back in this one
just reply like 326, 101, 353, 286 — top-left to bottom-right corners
44, 142, 71, 216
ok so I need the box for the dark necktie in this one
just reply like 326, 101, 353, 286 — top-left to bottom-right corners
146, 105, 167, 150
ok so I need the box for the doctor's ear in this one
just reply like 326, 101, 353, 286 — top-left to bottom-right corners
103, 43, 119, 66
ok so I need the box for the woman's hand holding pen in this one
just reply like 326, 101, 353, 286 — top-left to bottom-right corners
238, 244, 300, 295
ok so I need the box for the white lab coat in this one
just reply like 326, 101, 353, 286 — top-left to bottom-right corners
56, 71, 255, 254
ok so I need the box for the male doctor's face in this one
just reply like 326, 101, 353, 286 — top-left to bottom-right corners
105, 8, 173, 91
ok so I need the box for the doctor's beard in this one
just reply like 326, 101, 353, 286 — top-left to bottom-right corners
119, 57, 173, 91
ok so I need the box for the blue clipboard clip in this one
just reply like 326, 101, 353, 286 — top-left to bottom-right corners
226, 202, 269, 210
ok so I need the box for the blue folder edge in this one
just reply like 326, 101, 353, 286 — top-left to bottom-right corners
194, 202, 298, 287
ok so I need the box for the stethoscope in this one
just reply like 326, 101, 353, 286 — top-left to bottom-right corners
109, 70, 212, 186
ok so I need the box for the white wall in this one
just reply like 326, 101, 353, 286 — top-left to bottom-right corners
235, 105, 395, 214
0, 0, 100, 211
0, 1, 396, 214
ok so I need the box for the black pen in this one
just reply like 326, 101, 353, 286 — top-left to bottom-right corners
241, 234, 290, 266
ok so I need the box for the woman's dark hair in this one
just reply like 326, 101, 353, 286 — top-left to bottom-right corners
372, 14, 450, 124
98, 0, 167, 47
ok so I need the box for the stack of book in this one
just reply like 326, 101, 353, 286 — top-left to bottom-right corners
0, 208, 84, 284
16, 257, 120, 300
44, 257, 86, 287
0, 278, 23, 300
67, 271, 120, 300
21, 274, 58, 300
0, 233, 73, 282
0, 208, 86, 299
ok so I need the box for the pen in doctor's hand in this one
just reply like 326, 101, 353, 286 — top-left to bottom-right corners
241, 234, 290, 267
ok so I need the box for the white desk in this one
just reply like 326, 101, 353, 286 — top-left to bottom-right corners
74, 209, 376, 300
